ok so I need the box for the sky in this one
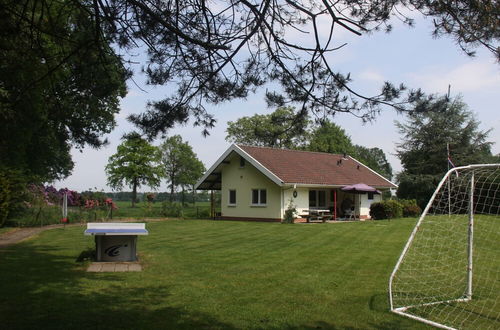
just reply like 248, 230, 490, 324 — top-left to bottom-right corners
55, 11, 500, 192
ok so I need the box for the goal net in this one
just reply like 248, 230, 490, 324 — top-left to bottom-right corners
389, 164, 500, 329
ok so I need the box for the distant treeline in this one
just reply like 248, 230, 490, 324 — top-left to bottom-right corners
105, 191, 212, 203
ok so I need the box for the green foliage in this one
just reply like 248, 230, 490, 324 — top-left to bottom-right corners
396, 96, 494, 176
226, 107, 310, 148
398, 199, 422, 217
396, 96, 495, 207
0, 0, 128, 181
353, 146, 393, 181
161, 201, 184, 218
397, 173, 441, 210
307, 121, 355, 154
106, 133, 163, 207
160, 135, 205, 202
370, 200, 403, 220
282, 199, 297, 224
0, 168, 29, 227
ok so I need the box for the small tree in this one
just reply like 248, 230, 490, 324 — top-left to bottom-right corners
106, 133, 163, 207
160, 135, 205, 203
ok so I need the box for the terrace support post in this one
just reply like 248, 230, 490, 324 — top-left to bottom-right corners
467, 171, 474, 300
210, 190, 214, 219
334, 190, 337, 220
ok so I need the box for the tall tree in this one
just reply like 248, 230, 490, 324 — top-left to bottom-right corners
160, 135, 205, 203
395, 96, 495, 206
353, 146, 393, 181
308, 121, 356, 155
5, 0, 497, 140
226, 107, 310, 148
0, 0, 128, 181
106, 133, 163, 207
396, 96, 493, 176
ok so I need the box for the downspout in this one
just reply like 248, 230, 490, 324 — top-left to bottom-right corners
281, 187, 284, 220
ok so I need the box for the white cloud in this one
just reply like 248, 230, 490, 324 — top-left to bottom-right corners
409, 60, 500, 94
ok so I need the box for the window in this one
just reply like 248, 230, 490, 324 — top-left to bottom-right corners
309, 190, 326, 208
251, 189, 267, 205
229, 190, 236, 205
367, 192, 374, 200
239, 156, 246, 168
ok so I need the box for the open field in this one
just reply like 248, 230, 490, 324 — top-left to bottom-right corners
0, 219, 430, 329
111, 200, 213, 219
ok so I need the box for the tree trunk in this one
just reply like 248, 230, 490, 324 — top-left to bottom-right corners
132, 179, 137, 208
181, 186, 185, 206
169, 180, 175, 202
192, 184, 196, 205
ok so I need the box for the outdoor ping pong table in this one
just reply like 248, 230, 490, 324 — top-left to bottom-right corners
85, 223, 148, 262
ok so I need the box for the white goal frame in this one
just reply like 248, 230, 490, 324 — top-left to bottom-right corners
388, 164, 500, 330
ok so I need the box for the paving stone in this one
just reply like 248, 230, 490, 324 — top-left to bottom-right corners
127, 263, 142, 272
114, 263, 129, 272
87, 263, 102, 272
100, 263, 116, 272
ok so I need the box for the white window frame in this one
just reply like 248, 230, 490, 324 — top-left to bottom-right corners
228, 189, 237, 206
251, 189, 267, 206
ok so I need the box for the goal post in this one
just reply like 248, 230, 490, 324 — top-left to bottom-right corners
389, 164, 500, 329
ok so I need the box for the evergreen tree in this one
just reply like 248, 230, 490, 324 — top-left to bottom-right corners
396, 96, 496, 207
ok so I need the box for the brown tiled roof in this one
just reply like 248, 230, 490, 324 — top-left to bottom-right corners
238, 145, 396, 188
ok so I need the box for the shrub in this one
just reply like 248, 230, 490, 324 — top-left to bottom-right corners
384, 200, 403, 219
161, 201, 184, 218
369, 202, 386, 220
403, 204, 422, 217
370, 200, 403, 220
197, 208, 210, 218
282, 199, 296, 224
398, 199, 422, 217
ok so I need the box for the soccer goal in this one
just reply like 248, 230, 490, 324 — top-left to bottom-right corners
389, 164, 500, 329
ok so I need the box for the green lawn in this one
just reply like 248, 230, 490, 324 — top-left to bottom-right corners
0, 219, 430, 329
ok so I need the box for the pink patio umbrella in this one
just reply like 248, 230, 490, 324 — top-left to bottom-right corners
340, 183, 380, 219
341, 183, 381, 194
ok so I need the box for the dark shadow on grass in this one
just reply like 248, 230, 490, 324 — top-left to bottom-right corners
0, 242, 236, 330
76, 248, 95, 262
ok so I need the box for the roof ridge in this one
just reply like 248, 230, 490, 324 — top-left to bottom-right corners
237, 144, 347, 157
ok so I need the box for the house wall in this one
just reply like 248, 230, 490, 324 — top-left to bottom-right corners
220, 153, 282, 220
359, 193, 382, 219
283, 187, 309, 216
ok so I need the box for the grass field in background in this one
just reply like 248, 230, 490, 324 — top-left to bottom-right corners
0, 218, 429, 329
111, 200, 213, 219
